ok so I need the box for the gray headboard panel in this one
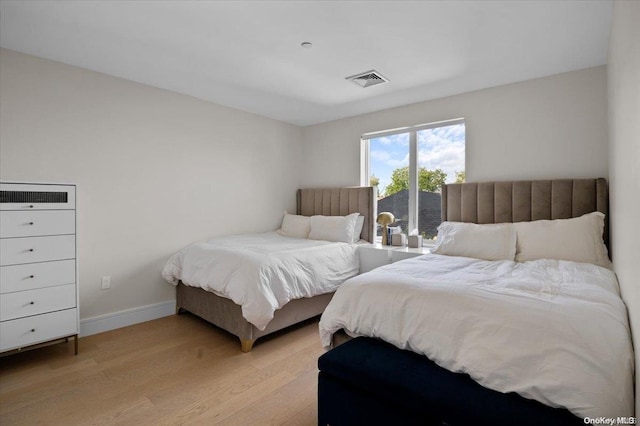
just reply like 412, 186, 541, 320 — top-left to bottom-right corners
441, 178, 609, 249
297, 187, 376, 243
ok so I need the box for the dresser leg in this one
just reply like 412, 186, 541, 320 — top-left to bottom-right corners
74, 334, 79, 355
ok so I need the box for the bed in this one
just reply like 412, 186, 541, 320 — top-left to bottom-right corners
163, 186, 375, 352
318, 178, 634, 423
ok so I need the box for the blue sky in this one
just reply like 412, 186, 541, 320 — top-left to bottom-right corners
370, 123, 465, 194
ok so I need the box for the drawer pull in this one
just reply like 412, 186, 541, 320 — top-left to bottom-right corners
29, 275, 35, 279
28, 248, 34, 252
28, 222, 34, 225
29, 301, 35, 305
29, 205, 34, 208
30, 329, 35, 333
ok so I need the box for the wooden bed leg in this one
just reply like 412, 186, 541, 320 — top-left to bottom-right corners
240, 338, 255, 353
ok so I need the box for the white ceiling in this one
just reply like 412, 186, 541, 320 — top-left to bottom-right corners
0, 1, 613, 126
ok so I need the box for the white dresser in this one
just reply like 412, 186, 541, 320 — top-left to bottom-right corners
0, 182, 78, 355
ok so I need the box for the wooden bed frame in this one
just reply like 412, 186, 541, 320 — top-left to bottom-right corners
177, 186, 375, 352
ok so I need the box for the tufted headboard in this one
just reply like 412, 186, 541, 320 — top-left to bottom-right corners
297, 187, 376, 243
441, 178, 609, 249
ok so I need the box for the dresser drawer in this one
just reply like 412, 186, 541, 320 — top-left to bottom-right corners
1, 259, 76, 294
0, 183, 76, 211
0, 235, 75, 266
0, 210, 75, 238
0, 308, 77, 352
0, 283, 76, 321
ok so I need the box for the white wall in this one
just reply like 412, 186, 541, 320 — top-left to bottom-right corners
300, 66, 608, 187
608, 0, 640, 415
0, 48, 302, 324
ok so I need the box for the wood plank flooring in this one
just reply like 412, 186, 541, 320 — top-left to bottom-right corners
0, 313, 325, 425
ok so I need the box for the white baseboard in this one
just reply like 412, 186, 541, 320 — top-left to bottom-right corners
80, 301, 175, 337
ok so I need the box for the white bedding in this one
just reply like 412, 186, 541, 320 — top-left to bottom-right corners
162, 232, 359, 330
319, 254, 634, 418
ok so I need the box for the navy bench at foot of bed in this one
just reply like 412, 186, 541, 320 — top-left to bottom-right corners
318, 337, 582, 426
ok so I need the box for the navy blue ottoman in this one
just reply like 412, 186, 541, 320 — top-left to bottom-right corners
318, 337, 582, 426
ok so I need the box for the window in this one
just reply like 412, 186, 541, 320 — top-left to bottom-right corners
361, 119, 465, 242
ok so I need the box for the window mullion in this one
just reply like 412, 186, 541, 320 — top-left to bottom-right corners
408, 131, 418, 233
360, 138, 370, 187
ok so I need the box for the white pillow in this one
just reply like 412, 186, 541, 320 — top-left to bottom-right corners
309, 213, 360, 243
432, 221, 517, 261
352, 215, 365, 243
277, 211, 311, 239
514, 212, 611, 268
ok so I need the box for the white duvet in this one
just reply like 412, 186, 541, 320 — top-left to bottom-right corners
162, 232, 359, 330
319, 254, 634, 419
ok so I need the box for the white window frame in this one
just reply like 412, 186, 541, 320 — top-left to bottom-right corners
361, 118, 465, 235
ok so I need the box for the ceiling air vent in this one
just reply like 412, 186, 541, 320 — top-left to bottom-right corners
345, 70, 389, 88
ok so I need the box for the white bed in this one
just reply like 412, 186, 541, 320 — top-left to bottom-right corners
163, 231, 360, 331
319, 253, 634, 418
164, 186, 375, 352
318, 178, 635, 421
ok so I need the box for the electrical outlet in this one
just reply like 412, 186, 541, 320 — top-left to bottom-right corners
101, 276, 111, 290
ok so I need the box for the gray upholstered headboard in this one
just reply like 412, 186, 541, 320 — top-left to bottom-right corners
441, 178, 609, 249
297, 187, 376, 243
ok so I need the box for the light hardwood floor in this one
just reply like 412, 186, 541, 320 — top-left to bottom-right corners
0, 313, 325, 425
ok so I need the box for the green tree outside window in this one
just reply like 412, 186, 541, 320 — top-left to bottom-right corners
385, 167, 447, 196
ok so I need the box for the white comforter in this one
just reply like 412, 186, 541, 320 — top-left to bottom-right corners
319, 254, 634, 419
163, 232, 359, 330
